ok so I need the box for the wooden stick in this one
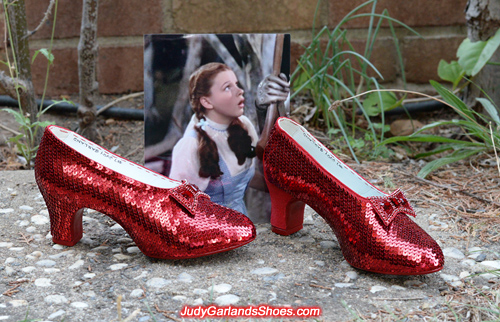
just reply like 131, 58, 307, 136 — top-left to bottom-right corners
256, 34, 284, 160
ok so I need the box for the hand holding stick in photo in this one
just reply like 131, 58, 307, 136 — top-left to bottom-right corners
256, 34, 286, 160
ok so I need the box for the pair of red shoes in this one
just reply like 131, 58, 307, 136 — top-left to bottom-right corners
35, 118, 444, 275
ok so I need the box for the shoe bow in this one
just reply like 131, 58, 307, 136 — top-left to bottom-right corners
368, 189, 416, 226
170, 180, 209, 214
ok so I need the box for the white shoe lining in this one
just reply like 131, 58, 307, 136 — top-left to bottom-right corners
51, 127, 180, 189
279, 118, 385, 198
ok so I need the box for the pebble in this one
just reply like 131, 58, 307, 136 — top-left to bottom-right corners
134, 271, 148, 280
9, 247, 24, 252
443, 247, 465, 259
256, 227, 269, 234
146, 278, 171, 288
178, 272, 194, 283
346, 271, 358, 280
35, 278, 52, 287
9, 300, 28, 307
30, 251, 43, 258
83, 273, 96, 280
112, 247, 121, 253
19, 220, 29, 226
69, 259, 84, 270
440, 274, 459, 282
0, 208, 14, 214
107, 263, 128, 271
298, 236, 315, 243
21, 266, 36, 273
263, 273, 285, 282
71, 302, 89, 309
209, 283, 232, 293
193, 288, 208, 295
319, 241, 337, 249
4, 267, 15, 275
172, 295, 187, 302
47, 310, 66, 320
370, 285, 387, 293
45, 295, 69, 304
251, 267, 278, 275
460, 271, 471, 279
110, 223, 125, 231
113, 254, 132, 261
130, 289, 144, 298
26, 227, 36, 233
36, 260, 56, 267
49, 250, 75, 259
0, 242, 13, 248
92, 246, 109, 252
479, 261, 500, 270
335, 283, 354, 288
44, 268, 61, 274
215, 294, 240, 305
127, 246, 141, 254
52, 244, 65, 250
19, 205, 33, 211
192, 298, 203, 305
475, 254, 487, 262
31, 215, 49, 225
391, 285, 406, 291
5, 257, 15, 264
461, 259, 476, 267
314, 260, 325, 267
39, 209, 49, 216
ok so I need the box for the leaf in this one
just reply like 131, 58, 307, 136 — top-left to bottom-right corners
417, 149, 482, 178
380, 134, 483, 146
362, 91, 401, 117
3, 108, 29, 126
31, 48, 55, 65
437, 60, 464, 88
457, 29, 500, 76
476, 97, 500, 126
430, 80, 475, 122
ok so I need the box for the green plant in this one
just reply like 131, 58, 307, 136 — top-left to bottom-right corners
333, 84, 500, 178
1, 0, 59, 167
292, 0, 417, 162
2, 98, 73, 166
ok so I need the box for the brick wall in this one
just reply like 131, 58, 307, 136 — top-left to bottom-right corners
1, 0, 468, 95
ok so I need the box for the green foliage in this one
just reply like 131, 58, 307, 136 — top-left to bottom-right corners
292, 0, 417, 161
379, 81, 500, 178
1, 0, 59, 167
457, 28, 500, 77
31, 48, 55, 65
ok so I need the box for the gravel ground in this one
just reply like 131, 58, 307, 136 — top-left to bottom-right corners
1, 170, 499, 322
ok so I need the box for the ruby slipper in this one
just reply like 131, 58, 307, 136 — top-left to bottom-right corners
263, 117, 444, 275
34, 125, 256, 259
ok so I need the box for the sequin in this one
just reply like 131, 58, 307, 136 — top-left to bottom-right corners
263, 117, 444, 275
34, 125, 256, 259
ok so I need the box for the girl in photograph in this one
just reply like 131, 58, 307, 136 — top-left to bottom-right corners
169, 62, 288, 217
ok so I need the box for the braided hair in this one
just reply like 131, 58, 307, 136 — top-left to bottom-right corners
189, 63, 256, 179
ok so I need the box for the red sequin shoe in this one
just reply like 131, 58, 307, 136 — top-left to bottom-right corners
263, 117, 444, 275
34, 125, 255, 259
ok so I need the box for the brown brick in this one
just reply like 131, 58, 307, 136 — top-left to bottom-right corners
26, 0, 162, 40
30, 47, 79, 96
402, 36, 463, 83
328, 0, 468, 28
98, 44, 143, 94
26, 0, 81, 40
172, 0, 318, 33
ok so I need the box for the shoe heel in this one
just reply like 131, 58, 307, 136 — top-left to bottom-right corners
43, 193, 84, 246
265, 177, 305, 235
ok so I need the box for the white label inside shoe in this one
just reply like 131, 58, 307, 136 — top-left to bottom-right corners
60, 131, 179, 189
